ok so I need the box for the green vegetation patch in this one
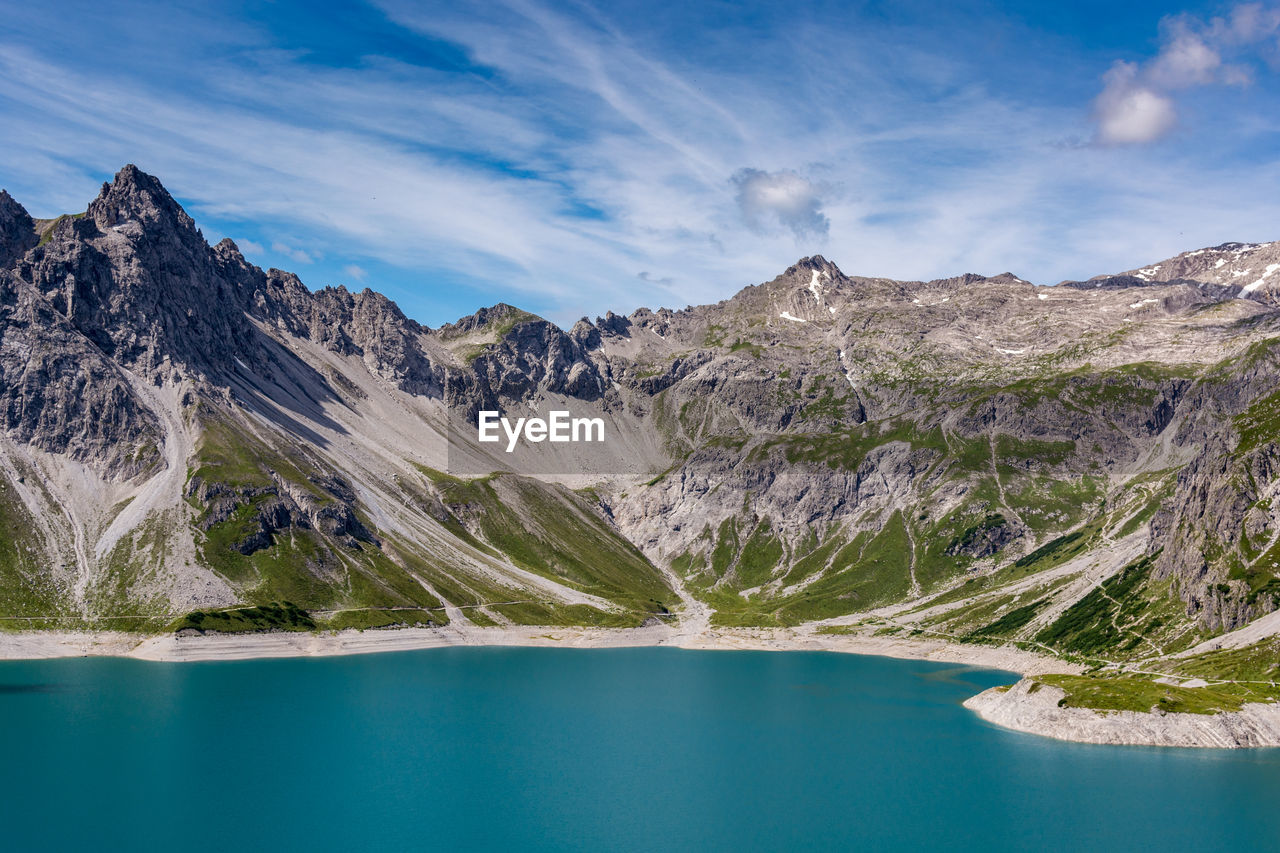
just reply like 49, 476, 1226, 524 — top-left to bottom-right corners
1037, 673, 1280, 715
173, 601, 316, 634
1035, 554, 1156, 655
697, 512, 913, 626
316, 608, 443, 631
1234, 387, 1280, 455
965, 597, 1049, 639
0, 472, 73, 628
1014, 529, 1088, 570
1174, 638, 1280, 683
36, 212, 85, 246
433, 473, 674, 619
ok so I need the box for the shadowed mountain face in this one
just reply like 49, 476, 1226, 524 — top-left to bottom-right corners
1, 165, 1280, 660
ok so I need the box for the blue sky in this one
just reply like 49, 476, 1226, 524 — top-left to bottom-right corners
3, 1, 1280, 327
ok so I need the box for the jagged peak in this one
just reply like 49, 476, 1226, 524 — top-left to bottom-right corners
785, 254, 844, 279
87, 164, 197, 235
0, 187, 37, 268
0, 188, 30, 218
436, 302, 543, 337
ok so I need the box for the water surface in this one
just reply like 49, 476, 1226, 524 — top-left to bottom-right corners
1, 647, 1276, 851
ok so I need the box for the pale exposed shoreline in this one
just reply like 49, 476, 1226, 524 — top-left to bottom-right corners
0, 622, 1073, 676
965, 679, 1280, 749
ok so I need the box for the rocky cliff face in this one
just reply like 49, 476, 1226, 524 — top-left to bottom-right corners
2, 165, 1280, 659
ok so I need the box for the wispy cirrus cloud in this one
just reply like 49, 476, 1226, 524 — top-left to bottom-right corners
1, 1, 1279, 327
271, 241, 315, 264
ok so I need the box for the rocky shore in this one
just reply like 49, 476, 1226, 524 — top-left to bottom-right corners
965, 678, 1280, 749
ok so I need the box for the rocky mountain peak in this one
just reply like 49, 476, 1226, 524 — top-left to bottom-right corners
87, 164, 198, 238
783, 254, 845, 284
213, 237, 244, 260
0, 188, 36, 269
983, 272, 1030, 285
438, 302, 537, 337
1061, 238, 1280, 303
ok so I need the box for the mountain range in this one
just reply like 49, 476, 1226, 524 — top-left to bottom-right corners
2, 165, 1280, 694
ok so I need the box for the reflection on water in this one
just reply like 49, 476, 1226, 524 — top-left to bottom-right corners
915, 664, 1014, 690
0, 683, 61, 694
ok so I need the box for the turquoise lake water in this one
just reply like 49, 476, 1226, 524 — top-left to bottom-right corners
2, 647, 1278, 852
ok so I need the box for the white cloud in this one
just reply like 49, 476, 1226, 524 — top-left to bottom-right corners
342, 263, 368, 283
1147, 31, 1222, 88
1093, 3, 1280, 145
1, 1, 1279, 327
237, 238, 265, 256
731, 168, 829, 240
270, 241, 315, 264
1094, 63, 1178, 145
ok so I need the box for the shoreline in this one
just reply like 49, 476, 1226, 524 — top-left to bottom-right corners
965, 679, 1280, 749
0, 622, 1073, 675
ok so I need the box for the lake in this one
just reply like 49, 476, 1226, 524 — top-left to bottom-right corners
1, 646, 1277, 851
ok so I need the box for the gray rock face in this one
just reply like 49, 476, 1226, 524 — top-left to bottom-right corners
14, 166, 260, 382
0, 190, 36, 269
0, 268, 162, 478
1062, 240, 1280, 304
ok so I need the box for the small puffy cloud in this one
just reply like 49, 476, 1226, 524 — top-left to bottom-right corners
237, 238, 265, 256
1146, 30, 1222, 88
1095, 63, 1178, 145
271, 241, 314, 264
1093, 3, 1280, 145
731, 168, 829, 240
342, 263, 368, 282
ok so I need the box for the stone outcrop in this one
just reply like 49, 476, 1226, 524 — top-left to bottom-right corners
966, 679, 1280, 749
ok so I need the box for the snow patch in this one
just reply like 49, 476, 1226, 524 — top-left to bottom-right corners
837, 349, 857, 390
996, 348, 1025, 355
1242, 263, 1280, 294
1214, 258, 1227, 268
1129, 298, 1158, 309
1037, 293, 1049, 301
808, 269, 826, 303
779, 311, 806, 323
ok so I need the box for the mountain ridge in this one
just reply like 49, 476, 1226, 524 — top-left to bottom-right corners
2, 166, 1280, 705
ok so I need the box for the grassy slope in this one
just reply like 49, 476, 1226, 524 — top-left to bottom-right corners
0, 470, 70, 630
429, 470, 675, 626
174, 409, 678, 630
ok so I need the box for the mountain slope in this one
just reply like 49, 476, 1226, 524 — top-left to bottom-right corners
2, 166, 1280, 686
